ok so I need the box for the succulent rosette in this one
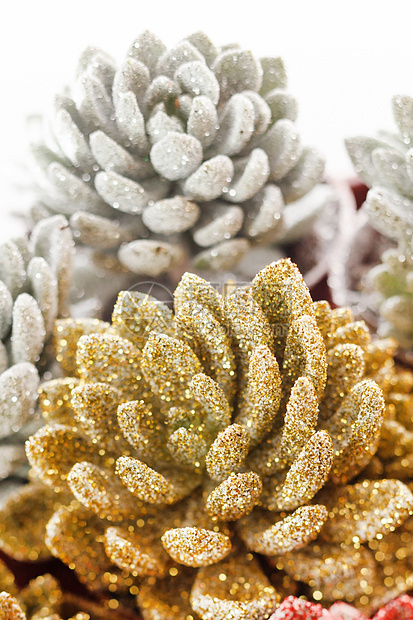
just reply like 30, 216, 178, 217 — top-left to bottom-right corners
0, 214, 73, 483
0, 259, 412, 618
344, 95, 413, 352
28, 31, 330, 286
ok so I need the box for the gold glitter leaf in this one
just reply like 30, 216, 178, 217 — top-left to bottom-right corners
137, 568, 198, 620
279, 542, 378, 602
236, 345, 281, 446
282, 315, 327, 408
19, 574, 62, 620
67, 461, 145, 522
0, 483, 66, 561
174, 272, 222, 321
319, 344, 366, 421
176, 300, 236, 403
189, 373, 232, 431
116, 456, 200, 504
0, 558, 17, 596
321, 479, 413, 545
167, 427, 208, 469
190, 550, 280, 620
76, 333, 142, 395
325, 379, 385, 484
71, 382, 129, 453
54, 318, 110, 376
45, 504, 113, 589
236, 505, 328, 555
0, 593, 26, 620
105, 525, 169, 577
206, 423, 249, 482
313, 300, 333, 345
260, 430, 333, 512
251, 258, 314, 361
248, 376, 318, 476
329, 320, 371, 350
141, 332, 203, 406
26, 425, 94, 489
161, 527, 232, 567
117, 399, 167, 464
112, 290, 175, 350
220, 288, 274, 387
206, 472, 262, 521
38, 377, 80, 426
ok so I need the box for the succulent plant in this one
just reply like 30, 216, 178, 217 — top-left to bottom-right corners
346, 94, 413, 350
0, 214, 74, 481
28, 31, 327, 283
0, 566, 130, 619
0, 258, 408, 618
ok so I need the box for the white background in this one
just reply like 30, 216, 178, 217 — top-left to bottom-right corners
0, 0, 412, 237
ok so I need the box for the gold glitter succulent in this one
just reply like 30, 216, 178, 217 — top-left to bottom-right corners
2, 258, 413, 618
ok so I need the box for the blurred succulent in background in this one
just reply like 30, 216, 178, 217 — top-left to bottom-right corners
345, 95, 413, 351
0, 259, 411, 618
0, 215, 73, 483
28, 30, 329, 286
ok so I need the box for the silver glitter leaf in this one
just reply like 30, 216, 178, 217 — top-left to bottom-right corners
227, 148, 270, 203
10, 293, 46, 365
243, 183, 284, 241
112, 57, 150, 110
147, 106, 184, 144
70, 211, 130, 249
214, 93, 255, 156
212, 49, 263, 101
0, 281, 13, 339
128, 30, 167, 76
183, 155, 234, 201
265, 89, 298, 124
142, 196, 200, 234
0, 241, 26, 299
156, 40, 204, 78
47, 162, 103, 212
187, 95, 218, 148
0, 362, 39, 439
27, 257, 58, 337
94, 170, 149, 214
119, 239, 185, 276
175, 60, 220, 105
259, 118, 302, 181
52, 108, 96, 172
114, 91, 149, 152
260, 56, 287, 95
392, 94, 413, 144
90, 130, 154, 179
193, 238, 250, 271
279, 146, 325, 204
193, 203, 244, 247
150, 132, 203, 181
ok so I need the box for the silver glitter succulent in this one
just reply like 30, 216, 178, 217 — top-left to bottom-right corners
0, 214, 74, 481
346, 95, 413, 350
29, 30, 326, 279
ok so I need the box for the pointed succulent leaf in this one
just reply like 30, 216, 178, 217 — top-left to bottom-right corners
206, 471, 262, 521
27, 256, 58, 337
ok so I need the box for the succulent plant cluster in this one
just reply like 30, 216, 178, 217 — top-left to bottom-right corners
346, 94, 413, 350
29, 31, 327, 281
0, 259, 412, 619
0, 214, 73, 482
